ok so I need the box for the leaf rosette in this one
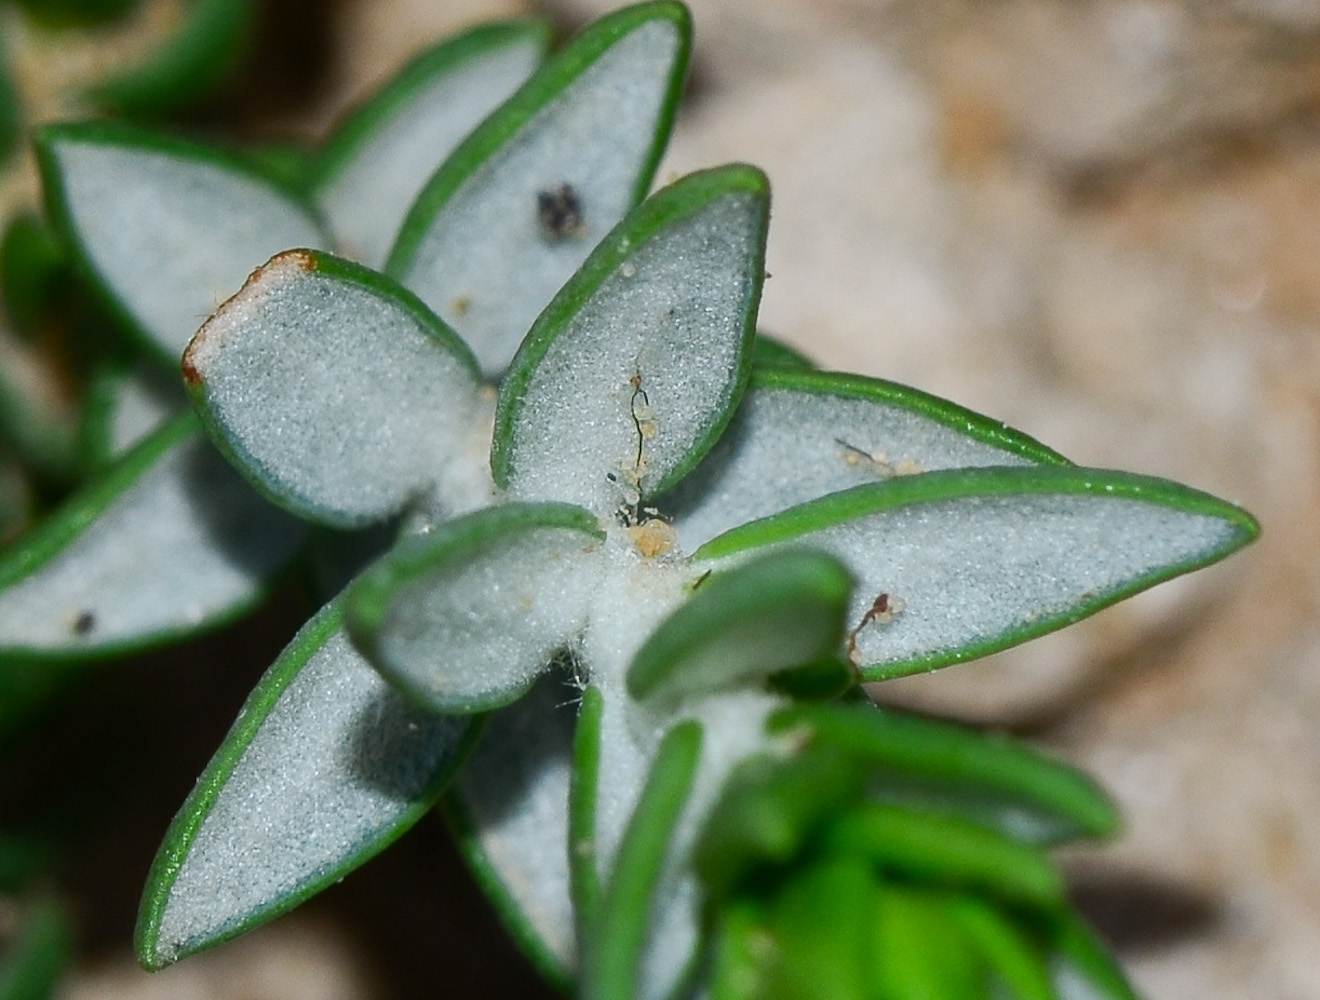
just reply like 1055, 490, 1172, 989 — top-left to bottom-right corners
144, 151, 1253, 996
0, 3, 1259, 996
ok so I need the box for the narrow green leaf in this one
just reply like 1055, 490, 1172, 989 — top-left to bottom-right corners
693, 745, 862, 900
697, 465, 1258, 680
571, 684, 606, 944
136, 595, 477, 970
1045, 911, 1139, 1000
36, 121, 327, 366
13, 0, 136, 28
183, 248, 486, 527
668, 366, 1068, 549
951, 898, 1057, 1000
388, 1, 691, 375
628, 547, 852, 702
0, 412, 304, 660
492, 165, 769, 516
0, 54, 20, 168
84, 0, 254, 116
770, 702, 1118, 844
445, 671, 583, 991
346, 502, 604, 713
1, 214, 67, 337
708, 896, 770, 1000
314, 19, 550, 269
583, 719, 703, 1000
821, 803, 1065, 910
758, 856, 875, 1000
869, 885, 986, 1000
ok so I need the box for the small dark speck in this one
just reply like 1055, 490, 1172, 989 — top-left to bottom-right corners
537, 184, 585, 242
72, 611, 96, 636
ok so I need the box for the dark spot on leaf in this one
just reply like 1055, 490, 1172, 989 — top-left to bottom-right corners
71, 611, 95, 636
537, 184, 585, 242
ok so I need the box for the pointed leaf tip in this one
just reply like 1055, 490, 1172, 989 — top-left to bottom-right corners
137, 596, 476, 969
697, 466, 1257, 680
313, 19, 551, 268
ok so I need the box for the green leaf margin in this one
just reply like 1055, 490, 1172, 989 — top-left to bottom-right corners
753, 366, 1070, 467
627, 547, 853, 702
769, 702, 1119, 844
582, 719, 703, 1000
310, 18, 554, 193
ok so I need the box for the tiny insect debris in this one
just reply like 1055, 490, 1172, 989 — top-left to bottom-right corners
834, 438, 925, 477
608, 367, 659, 526
845, 591, 906, 666
537, 183, 586, 242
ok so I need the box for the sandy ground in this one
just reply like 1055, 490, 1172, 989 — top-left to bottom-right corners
35, 1, 1320, 997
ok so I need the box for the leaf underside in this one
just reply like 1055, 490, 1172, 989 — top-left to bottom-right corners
698, 466, 1257, 680
447, 671, 584, 989
38, 123, 326, 364
0, 414, 305, 659
347, 502, 604, 713
388, 2, 690, 375
184, 249, 485, 528
137, 598, 475, 969
493, 165, 768, 516
314, 20, 550, 269
665, 367, 1068, 550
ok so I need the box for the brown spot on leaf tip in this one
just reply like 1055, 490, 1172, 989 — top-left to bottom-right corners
180, 342, 203, 388
281, 248, 319, 271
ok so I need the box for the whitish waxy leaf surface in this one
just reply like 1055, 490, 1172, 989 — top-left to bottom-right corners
493, 166, 768, 516
347, 503, 605, 713
137, 597, 475, 969
666, 367, 1069, 550
627, 548, 853, 703
698, 467, 1258, 680
38, 124, 326, 363
314, 21, 550, 269
184, 250, 487, 528
0, 414, 304, 658
388, 2, 690, 375
448, 673, 583, 986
